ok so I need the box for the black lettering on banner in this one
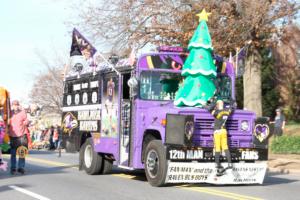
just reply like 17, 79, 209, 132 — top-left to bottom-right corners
191, 175, 195, 180
185, 174, 190, 180
180, 167, 192, 173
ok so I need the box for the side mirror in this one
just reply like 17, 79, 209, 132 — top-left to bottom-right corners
127, 76, 138, 98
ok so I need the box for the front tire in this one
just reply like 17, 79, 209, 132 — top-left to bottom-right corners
144, 140, 167, 187
81, 138, 103, 175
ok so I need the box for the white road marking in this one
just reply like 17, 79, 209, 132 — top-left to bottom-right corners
9, 185, 51, 200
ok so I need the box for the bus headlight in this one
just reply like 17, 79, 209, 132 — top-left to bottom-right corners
241, 121, 249, 131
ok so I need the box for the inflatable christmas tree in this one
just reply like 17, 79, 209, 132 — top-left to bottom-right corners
174, 9, 217, 107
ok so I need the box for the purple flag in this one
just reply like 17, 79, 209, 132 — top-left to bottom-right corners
70, 28, 97, 57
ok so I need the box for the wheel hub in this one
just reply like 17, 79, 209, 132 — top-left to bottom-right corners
146, 149, 159, 178
84, 144, 93, 168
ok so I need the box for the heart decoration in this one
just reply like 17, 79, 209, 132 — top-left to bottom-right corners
254, 124, 269, 142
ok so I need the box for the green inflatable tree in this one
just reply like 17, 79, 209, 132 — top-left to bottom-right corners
174, 9, 217, 107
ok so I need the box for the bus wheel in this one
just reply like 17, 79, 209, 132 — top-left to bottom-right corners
82, 138, 103, 175
144, 140, 167, 187
101, 156, 113, 174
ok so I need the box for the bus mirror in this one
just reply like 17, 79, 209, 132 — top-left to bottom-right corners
128, 76, 138, 98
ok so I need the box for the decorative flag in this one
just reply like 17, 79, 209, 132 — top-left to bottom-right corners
70, 28, 97, 57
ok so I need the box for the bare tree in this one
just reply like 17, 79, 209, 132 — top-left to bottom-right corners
29, 51, 65, 115
73, 0, 299, 116
74, 0, 298, 51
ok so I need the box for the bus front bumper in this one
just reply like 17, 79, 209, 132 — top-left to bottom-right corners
165, 161, 267, 184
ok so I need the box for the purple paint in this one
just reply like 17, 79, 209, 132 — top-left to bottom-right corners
87, 48, 258, 169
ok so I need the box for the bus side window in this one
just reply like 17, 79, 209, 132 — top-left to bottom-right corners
68, 81, 74, 93
64, 82, 68, 94
122, 73, 131, 100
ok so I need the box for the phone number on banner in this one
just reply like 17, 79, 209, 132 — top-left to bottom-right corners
165, 162, 267, 184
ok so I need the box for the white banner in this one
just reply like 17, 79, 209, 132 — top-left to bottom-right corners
79, 121, 98, 131
165, 162, 267, 184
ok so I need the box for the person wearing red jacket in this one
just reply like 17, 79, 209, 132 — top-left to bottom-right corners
9, 100, 29, 175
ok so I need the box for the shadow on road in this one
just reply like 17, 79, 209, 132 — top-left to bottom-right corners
262, 171, 300, 186
28, 150, 58, 155
109, 167, 147, 182
0, 160, 76, 181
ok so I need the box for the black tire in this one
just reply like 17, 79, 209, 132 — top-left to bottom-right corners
142, 134, 156, 162
101, 156, 113, 174
81, 138, 103, 175
65, 139, 76, 153
144, 140, 167, 187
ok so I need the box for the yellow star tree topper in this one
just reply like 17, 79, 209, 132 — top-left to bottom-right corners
196, 9, 211, 22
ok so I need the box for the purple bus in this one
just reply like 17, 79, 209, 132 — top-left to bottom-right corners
62, 46, 270, 186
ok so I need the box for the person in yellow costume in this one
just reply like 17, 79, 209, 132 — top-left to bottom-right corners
207, 99, 234, 175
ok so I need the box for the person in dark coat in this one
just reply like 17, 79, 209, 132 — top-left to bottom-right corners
49, 126, 55, 150
272, 108, 286, 137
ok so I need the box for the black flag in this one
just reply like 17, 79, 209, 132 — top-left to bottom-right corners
70, 28, 97, 57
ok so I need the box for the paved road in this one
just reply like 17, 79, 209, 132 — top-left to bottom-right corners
1, 150, 300, 200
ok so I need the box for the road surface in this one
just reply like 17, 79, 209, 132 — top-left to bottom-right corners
0, 150, 299, 200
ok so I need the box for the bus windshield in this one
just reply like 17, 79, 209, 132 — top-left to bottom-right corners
139, 71, 232, 102
140, 71, 182, 101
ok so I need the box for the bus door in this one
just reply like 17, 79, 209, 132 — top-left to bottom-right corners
119, 72, 131, 166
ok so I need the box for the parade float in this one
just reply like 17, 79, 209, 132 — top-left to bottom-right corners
62, 9, 270, 186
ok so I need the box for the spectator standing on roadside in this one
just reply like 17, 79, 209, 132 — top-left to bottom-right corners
53, 126, 59, 149
48, 126, 55, 150
56, 125, 63, 157
273, 108, 286, 137
9, 100, 29, 175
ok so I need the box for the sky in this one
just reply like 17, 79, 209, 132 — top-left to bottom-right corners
0, 0, 77, 103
